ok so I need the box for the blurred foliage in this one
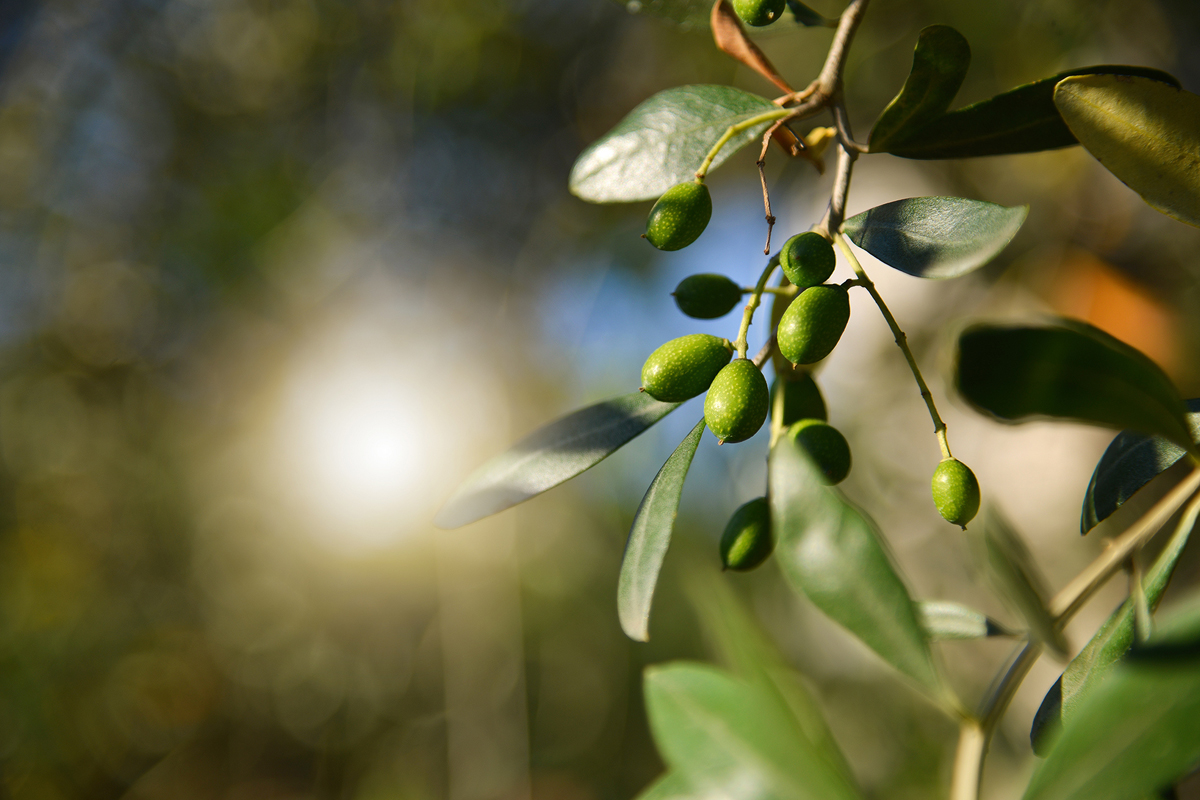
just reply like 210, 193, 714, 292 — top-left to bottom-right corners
0, 0, 1198, 799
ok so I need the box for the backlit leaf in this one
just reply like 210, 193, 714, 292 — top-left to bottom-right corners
1080, 400, 1200, 535
955, 321, 1193, 451
634, 772, 695, 800
1055, 75, 1200, 228
769, 436, 943, 696
619, 418, 705, 642
881, 66, 1178, 159
917, 600, 1013, 640
869, 26, 971, 153
570, 85, 785, 203
980, 508, 1068, 658
842, 196, 1027, 279
435, 392, 680, 528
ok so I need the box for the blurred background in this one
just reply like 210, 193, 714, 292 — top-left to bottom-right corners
1, 0, 1200, 798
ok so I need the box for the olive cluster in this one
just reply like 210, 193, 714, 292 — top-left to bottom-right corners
641, 194, 979, 573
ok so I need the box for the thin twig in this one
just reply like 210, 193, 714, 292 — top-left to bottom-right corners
758, 120, 785, 254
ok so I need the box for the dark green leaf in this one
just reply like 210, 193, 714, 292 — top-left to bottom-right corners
644, 663, 861, 800
842, 196, 1027, 279
435, 392, 680, 528
619, 418, 705, 642
981, 508, 1068, 657
786, 0, 832, 26
570, 85, 784, 203
917, 600, 1013, 640
955, 320, 1193, 451
688, 574, 858, 785
1030, 675, 1063, 757
634, 772, 695, 800
1080, 400, 1200, 534
881, 66, 1179, 159
868, 26, 971, 153
769, 436, 943, 696
1023, 596, 1200, 800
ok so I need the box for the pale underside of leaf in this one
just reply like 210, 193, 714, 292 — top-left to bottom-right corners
1054, 75, 1200, 228
619, 418, 706, 642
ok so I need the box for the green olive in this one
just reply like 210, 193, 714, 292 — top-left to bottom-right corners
787, 418, 851, 484
779, 232, 836, 290
704, 358, 769, 444
770, 372, 827, 426
673, 273, 743, 319
777, 284, 850, 365
931, 458, 981, 528
732, 0, 786, 27
645, 182, 712, 251
641, 334, 733, 402
720, 497, 773, 571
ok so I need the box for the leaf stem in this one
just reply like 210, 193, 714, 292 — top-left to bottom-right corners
734, 256, 781, 359
695, 108, 791, 180
833, 232, 953, 459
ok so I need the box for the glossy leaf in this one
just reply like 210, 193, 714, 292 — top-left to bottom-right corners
570, 85, 784, 203
881, 66, 1179, 159
981, 508, 1068, 657
955, 321, 1193, 450
917, 600, 1013, 640
435, 392, 680, 528
869, 26, 971, 153
688, 574, 857, 785
842, 196, 1027, 279
634, 772, 695, 800
644, 663, 861, 800
619, 418, 705, 642
1055, 75, 1200, 228
769, 435, 942, 695
1080, 399, 1200, 534
1024, 596, 1200, 800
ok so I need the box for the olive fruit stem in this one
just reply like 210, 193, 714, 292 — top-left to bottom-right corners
733, 255, 781, 359
695, 108, 791, 180
833, 232, 953, 460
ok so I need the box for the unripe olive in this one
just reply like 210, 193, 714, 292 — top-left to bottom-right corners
931, 458, 981, 528
777, 284, 850, 365
780, 232, 836, 290
733, 0, 786, 27
673, 273, 743, 319
787, 418, 851, 485
770, 372, 827, 426
645, 182, 712, 251
641, 334, 733, 402
720, 497, 773, 571
704, 358, 769, 444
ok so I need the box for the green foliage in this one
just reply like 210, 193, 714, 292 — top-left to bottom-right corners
570, 85, 783, 202
642, 333, 735, 402
841, 197, 1027, 279
719, 497, 774, 571
1080, 400, 1200, 534
619, 418, 707, 642
769, 435, 943, 697
916, 601, 1012, 640
786, 419, 851, 485
780, 231, 836, 289
869, 25, 971, 154
955, 321, 1194, 450
777, 285, 850, 365
931, 458, 980, 528
1055, 75, 1200, 228
435, 391, 680, 528
674, 273, 744, 319
646, 181, 713, 250
704, 359, 770, 443
980, 509, 1068, 658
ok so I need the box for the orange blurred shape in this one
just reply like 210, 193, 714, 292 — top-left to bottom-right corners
1050, 249, 1178, 374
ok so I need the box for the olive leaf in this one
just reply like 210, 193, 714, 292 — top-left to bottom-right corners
644, 663, 861, 800
1023, 595, 1200, 800
570, 85, 784, 203
434, 392, 680, 528
687, 574, 858, 786
619, 418, 706, 642
769, 435, 943, 696
955, 320, 1194, 451
980, 508, 1068, 658
868, 26, 971, 153
880, 66, 1178, 159
842, 196, 1027, 279
917, 600, 1014, 640
1080, 399, 1200, 535
786, 0, 833, 27
1055, 75, 1200, 228
633, 772, 695, 800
